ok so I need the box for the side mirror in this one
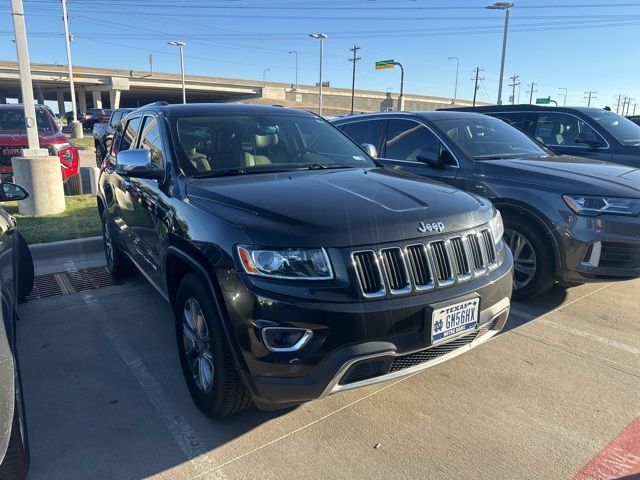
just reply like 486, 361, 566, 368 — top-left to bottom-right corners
415, 148, 443, 169
0, 182, 29, 202
361, 143, 378, 159
115, 149, 162, 179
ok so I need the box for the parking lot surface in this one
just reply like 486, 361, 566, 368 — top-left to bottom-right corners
17, 250, 640, 480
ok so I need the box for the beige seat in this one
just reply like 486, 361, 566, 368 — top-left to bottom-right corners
180, 135, 211, 172
245, 133, 277, 166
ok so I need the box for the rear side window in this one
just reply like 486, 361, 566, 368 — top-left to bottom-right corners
339, 120, 386, 150
492, 112, 538, 137
139, 117, 163, 169
120, 117, 142, 152
109, 111, 123, 127
384, 119, 440, 161
534, 113, 600, 147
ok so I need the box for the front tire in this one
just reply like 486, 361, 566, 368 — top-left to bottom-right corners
502, 213, 556, 300
101, 211, 136, 280
175, 274, 252, 418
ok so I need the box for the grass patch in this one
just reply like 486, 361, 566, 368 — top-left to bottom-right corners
5, 194, 101, 244
70, 136, 95, 150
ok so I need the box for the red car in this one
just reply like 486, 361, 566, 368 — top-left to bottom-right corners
0, 104, 80, 194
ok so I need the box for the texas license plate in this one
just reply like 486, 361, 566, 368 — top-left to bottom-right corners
431, 298, 480, 344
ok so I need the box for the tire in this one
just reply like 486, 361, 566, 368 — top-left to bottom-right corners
502, 213, 556, 300
16, 233, 34, 304
95, 143, 103, 167
64, 173, 82, 196
101, 211, 136, 280
175, 274, 252, 418
0, 371, 29, 480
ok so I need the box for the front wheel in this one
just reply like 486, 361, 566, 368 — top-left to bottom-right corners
502, 213, 556, 300
175, 274, 252, 418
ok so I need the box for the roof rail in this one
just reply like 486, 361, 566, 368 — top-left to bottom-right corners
141, 101, 169, 107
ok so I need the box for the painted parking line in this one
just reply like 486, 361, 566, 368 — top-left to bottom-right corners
572, 417, 640, 480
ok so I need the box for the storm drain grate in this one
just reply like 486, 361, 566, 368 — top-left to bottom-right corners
26, 266, 120, 300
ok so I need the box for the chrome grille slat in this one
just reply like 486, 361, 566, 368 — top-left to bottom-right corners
352, 227, 499, 298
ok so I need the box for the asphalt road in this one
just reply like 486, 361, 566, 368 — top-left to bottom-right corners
16, 250, 640, 480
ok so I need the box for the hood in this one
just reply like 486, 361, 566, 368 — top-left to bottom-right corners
0, 131, 67, 147
186, 168, 494, 247
480, 155, 640, 197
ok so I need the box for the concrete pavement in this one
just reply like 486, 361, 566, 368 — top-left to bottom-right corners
15, 253, 640, 479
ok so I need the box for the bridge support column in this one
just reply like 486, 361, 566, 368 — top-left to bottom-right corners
109, 89, 121, 109
91, 90, 102, 109
77, 89, 87, 115
36, 89, 44, 105
56, 90, 65, 115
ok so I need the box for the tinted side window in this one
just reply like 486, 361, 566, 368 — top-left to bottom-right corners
110, 123, 125, 157
339, 120, 385, 150
109, 111, 123, 127
139, 117, 163, 169
534, 113, 600, 147
385, 119, 440, 161
493, 112, 538, 137
120, 117, 142, 152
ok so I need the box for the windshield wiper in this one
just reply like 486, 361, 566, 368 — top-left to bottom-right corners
473, 153, 527, 160
304, 163, 355, 170
193, 168, 248, 178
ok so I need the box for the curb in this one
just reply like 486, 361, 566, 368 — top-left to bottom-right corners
29, 236, 103, 262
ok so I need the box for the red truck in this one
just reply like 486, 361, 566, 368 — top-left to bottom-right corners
0, 104, 81, 194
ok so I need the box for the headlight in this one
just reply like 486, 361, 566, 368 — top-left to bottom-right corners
488, 210, 504, 245
237, 246, 333, 280
563, 195, 640, 216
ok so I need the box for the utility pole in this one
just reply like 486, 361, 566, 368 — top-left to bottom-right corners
584, 90, 597, 107
616, 94, 622, 114
348, 45, 361, 115
625, 98, 634, 116
11, 0, 66, 215
634, 103, 637, 116
527, 82, 537, 104
61, 0, 82, 138
472, 67, 484, 107
508, 74, 519, 104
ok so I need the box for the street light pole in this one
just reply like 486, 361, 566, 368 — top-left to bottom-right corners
309, 33, 327, 116
558, 87, 568, 106
394, 62, 405, 111
61, 0, 82, 138
486, 2, 513, 105
288, 51, 298, 90
262, 68, 270, 87
168, 41, 186, 103
448, 57, 459, 104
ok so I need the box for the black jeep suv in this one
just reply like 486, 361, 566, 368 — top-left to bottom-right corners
97, 103, 512, 417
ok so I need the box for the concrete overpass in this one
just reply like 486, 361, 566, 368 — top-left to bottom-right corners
0, 60, 483, 116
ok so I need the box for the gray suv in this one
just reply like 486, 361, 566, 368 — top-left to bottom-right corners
333, 111, 640, 299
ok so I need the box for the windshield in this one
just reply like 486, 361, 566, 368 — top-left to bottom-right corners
0, 108, 55, 133
433, 115, 550, 160
587, 110, 640, 146
173, 113, 374, 176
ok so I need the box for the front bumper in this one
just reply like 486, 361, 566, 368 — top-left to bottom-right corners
217, 253, 513, 410
557, 213, 640, 283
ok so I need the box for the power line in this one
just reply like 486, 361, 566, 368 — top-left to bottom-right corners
527, 82, 537, 104
508, 74, 520, 105
472, 67, 484, 107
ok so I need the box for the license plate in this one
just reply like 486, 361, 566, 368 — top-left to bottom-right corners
1, 148, 20, 156
431, 298, 480, 344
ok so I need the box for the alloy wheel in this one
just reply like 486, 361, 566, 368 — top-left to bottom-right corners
182, 298, 214, 392
504, 228, 537, 290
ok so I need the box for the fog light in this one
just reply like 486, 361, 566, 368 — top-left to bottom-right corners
261, 327, 313, 352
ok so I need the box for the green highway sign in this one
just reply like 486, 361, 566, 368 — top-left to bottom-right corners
536, 97, 551, 104
375, 59, 395, 70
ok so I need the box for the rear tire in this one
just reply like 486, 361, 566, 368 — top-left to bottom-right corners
502, 213, 556, 300
16, 233, 34, 304
64, 173, 82, 196
95, 143, 104, 167
101, 211, 136, 281
175, 274, 252, 418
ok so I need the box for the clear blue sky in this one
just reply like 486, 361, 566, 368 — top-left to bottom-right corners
2, 0, 639, 110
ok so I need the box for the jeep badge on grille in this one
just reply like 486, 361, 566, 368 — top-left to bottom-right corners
418, 222, 445, 233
